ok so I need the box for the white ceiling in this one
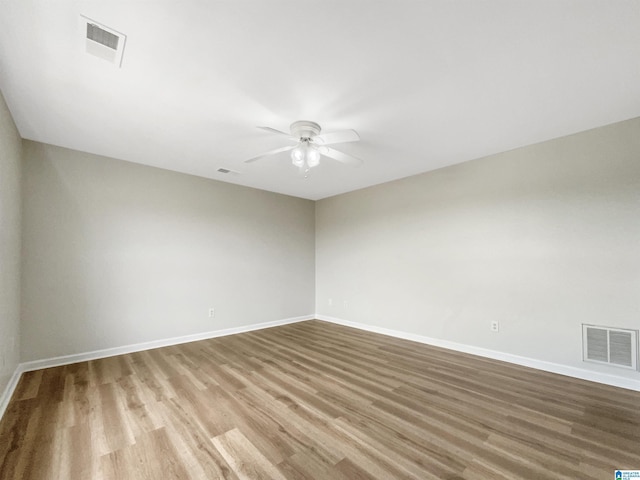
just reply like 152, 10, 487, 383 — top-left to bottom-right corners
1, 1, 639, 200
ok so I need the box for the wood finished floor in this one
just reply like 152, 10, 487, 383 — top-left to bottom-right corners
1, 320, 639, 479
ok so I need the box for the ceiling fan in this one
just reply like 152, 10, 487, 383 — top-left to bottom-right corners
245, 120, 362, 175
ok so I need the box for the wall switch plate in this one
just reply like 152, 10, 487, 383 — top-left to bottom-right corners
491, 321, 500, 332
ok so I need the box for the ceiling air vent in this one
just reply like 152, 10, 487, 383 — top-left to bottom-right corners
582, 324, 638, 370
217, 168, 240, 175
80, 16, 126, 67
87, 23, 119, 49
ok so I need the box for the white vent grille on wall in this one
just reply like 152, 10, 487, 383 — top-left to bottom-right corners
582, 324, 638, 370
80, 16, 127, 67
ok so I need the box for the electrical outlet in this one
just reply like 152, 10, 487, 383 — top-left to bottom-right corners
208, 308, 215, 318
344, 300, 349, 309
328, 298, 333, 306
491, 321, 500, 332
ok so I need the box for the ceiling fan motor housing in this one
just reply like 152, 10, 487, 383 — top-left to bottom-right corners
290, 120, 321, 140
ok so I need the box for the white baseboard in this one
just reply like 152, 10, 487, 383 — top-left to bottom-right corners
4, 312, 637, 422
316, 315, 640, 392
0, 366, 24, 422
0, 314, 313, 421
20, 314, 314, 373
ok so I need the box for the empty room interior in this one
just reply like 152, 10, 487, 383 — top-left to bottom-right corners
1, 1, 639, 479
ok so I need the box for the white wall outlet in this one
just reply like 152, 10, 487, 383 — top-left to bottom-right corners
491, 321, 500, 332
344, 300, 349, 309
328, 298, 333, 306
208, 308, 215, 318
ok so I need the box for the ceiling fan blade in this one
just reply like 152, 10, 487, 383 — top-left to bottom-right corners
313, 129, 360, 145
245, 145, 296, 163
320, 146, 363, 167
257, 126, 295, 140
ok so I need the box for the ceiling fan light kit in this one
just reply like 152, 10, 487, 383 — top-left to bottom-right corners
291, 140, 321, 172
245, 120, 363, 174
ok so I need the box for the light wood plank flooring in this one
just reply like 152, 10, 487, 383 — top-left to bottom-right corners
1, 320, 639, 479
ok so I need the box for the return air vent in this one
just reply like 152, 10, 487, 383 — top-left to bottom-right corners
80, 16, 126, 67
582, 324, 638, 370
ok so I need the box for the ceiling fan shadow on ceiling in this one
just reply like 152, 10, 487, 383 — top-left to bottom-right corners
245, 121, 363, 177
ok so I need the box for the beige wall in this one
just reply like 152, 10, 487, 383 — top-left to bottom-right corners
0, 91, 22, 394
21, 141, 315, 361
316, 117, 640, 381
